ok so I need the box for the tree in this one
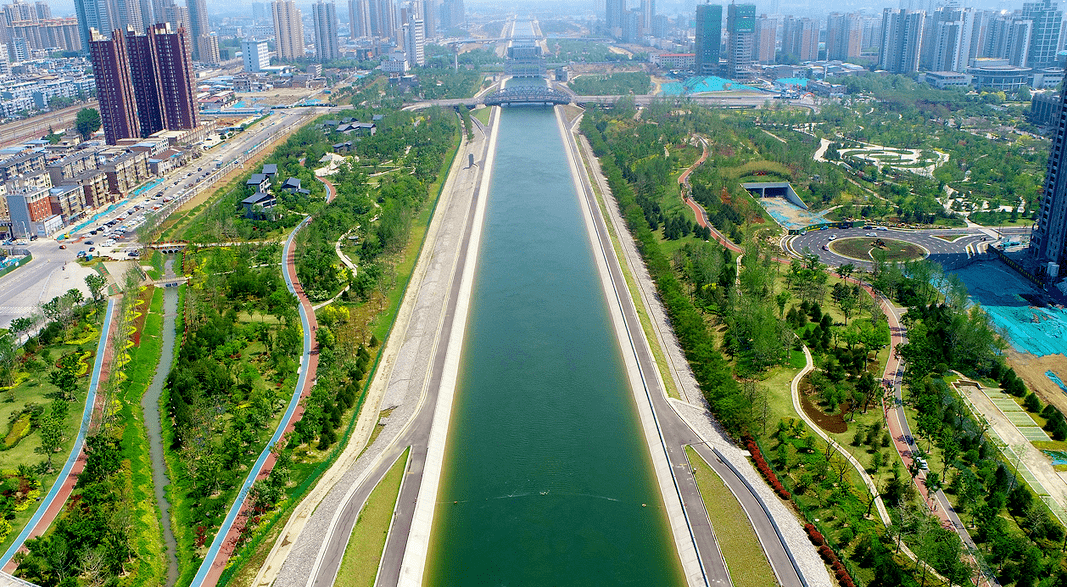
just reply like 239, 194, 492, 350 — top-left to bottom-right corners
37, 403, 65, 471
9, 315, 35, 338
75, 108, 101, 140
85, 274, 107, 304
315, 325, 335, 350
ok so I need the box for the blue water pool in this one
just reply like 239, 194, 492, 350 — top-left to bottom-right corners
660, 76, 759, 95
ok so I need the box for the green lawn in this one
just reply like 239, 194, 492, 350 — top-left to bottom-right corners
0, 311, 103, 552
335, 448, 409, 587
473, 106, 492, 126
830, 237, 925, 263
685, 446, 777, 587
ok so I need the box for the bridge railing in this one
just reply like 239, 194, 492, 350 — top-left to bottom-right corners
484, 86, 570, 106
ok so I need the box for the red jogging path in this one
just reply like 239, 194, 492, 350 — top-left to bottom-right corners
677, 135, 992, 584
197, 178, 337, 587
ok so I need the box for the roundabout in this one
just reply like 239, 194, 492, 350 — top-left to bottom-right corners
828, 237, 927, 263
788, 226, 994, 270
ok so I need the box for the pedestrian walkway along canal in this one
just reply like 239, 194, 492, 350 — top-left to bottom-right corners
424, 105, 685, 584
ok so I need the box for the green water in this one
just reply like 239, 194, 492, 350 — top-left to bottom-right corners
425, 106, 684, 585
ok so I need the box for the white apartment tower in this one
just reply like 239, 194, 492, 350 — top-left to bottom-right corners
271, 0, 304, 61
313, 0, 339, 62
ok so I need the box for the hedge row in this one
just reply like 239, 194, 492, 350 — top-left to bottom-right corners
807, 523, 855, 587
745, 436, 790, 500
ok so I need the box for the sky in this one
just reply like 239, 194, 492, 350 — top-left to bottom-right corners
38, 0, 1067, 25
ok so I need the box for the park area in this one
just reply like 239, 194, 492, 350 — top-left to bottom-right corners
837, 144, 947, 178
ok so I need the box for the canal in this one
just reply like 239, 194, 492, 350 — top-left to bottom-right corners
424, 105, 685, 584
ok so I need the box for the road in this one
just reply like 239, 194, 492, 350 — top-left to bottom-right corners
790, 226, 991, 271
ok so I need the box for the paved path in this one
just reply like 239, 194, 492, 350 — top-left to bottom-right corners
875, 295, 995, 586
193, 212, 321, 587
790, 345, 892, 526
1, 298, 117, 571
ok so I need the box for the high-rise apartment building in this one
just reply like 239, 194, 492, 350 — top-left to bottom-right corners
369, 0, 396, 40
694, 3, 721, 76
161, 2, 188, 35
1030, 84, 1067, 278
186, 0, 209, 60
272, 0, 304, 61
441, 0, 462, 30
89, 27, 138, 143
726, 3, 755, 80
639, 0, 654, 37
75, 0, 113, 53
149, 23, 196, 130
421, 0, 437, 39
919, 6, 977, 72
196, 34, 219, 64
136, 0, 152, 30
252, 2, 267, 23
879, 8, 924, 74
350, 0, 370, 38
605, 0, 624, 38
826, 13, 862, 61
312, 0, 339, 62
754, 15, 776, 64
403, 8, 423, 66
781, 16, 819, 62
986, 11, 1032, 66
1022, 0, 1062, 68
242, 38, 269, 71
111, 0, 144, 33
125, 27, 163, 135
90, 22, 196, 145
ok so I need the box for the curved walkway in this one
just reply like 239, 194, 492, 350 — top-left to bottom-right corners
1, 298, 117, 570
789, 344, 892, 526
192, 212, 321, 587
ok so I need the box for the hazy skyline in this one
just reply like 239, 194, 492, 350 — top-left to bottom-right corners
34, 0, 1067, 26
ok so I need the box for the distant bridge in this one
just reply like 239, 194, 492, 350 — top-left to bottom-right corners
484, 86, 571, 106
409, 91, 783, 111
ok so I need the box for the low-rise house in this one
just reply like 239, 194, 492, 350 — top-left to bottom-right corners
280, 177, 310, 194
241, 190, 276, 219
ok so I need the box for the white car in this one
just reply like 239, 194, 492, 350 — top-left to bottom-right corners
828, 234, 837, 241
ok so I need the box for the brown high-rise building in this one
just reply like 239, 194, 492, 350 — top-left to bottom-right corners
89, 28, 140, 144
149, 23, 197, 130
126, 27, 164, 136
91, 23, 197, 145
